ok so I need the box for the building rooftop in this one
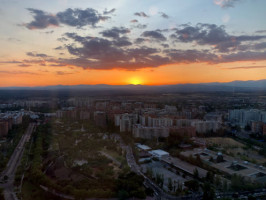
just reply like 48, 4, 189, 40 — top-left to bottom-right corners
149, 149, 169, 156
136, 143, 151, 151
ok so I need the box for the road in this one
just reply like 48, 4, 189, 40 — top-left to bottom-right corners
0, 123, 35, 200
121, 142, 181, 200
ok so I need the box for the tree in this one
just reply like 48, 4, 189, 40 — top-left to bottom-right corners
193, 168, 199, 179
146, 167, 153, 178
202, 182, 215, 200
215, 175, 221, 188
167, 178, 173, 192
222, 179, 228, 191
155, 173, 164, 188
205, 171, 214, 183
0, 188, 4, 200
118, 190, 129, 200
3, 175, 8, 181
196, 154, 202, 165
184, 180, 199, 192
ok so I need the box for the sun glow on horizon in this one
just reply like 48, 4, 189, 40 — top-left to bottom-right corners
129, 77, 142, 85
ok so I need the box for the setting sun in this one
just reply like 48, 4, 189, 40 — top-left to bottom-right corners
129, 78, 142, 85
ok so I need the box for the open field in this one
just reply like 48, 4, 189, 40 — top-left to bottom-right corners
205, 137, 266, 164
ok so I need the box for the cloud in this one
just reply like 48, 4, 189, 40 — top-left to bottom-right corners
134, 12, 149, 18
64, 32, 93, 42
171, 23, 266, 52
161, 44, 169, 48
0, 70, 38, 75
141, 30, 166, 41
56, 8, 109, 27
56, 71, 73, 75
256, 30, 266, 34
112, 37, 132, 47
26, 52, 48, 57
132, 24, 147, 29
103, 8, 116, 15
135, 38, 146, 44
18, 64, 31, 67
100, 27, 130, 39
214, 0, 242, 8
253, 42, 266, 50
159, 12, 169, 19
50, 64, 66, 67
226, 66, 266, 70
165, 49, 218, 63
44, 30, 54, 34
0, 60, 23, 64
220, 51, 266, 63
54, 46, 64, 50
56, 33, 171, 70
25, 8, 109, 29
57, 37, 68, 42
25, 8, 59, 29
130, 19, 138, 23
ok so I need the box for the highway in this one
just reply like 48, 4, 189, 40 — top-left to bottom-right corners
0, 123, 35, 200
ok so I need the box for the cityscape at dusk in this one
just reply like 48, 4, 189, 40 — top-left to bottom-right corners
0, 0, 266, 86
1, 1, 266, 200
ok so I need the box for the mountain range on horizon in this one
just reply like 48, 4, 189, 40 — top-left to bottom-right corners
1, 79, 266, 93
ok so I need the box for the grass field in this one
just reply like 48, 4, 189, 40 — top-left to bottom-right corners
20, 181, 60, 200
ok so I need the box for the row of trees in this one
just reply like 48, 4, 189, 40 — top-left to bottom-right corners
0, 116, 30, 173
0, 188, 4, 200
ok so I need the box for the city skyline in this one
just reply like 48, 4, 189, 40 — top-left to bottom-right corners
1, 0, 266, 86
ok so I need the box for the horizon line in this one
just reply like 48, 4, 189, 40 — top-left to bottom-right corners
0, 79, 265, 88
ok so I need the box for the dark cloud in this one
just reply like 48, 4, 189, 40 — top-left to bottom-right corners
64, 32, 93, 42
57, 33, 170, 70
165, 49, 217, 63
25, 8, 59, 29
134, 24, 147, 29
130, 19, 138, 23
100, 27, 130, 39
141, 30, 166, 41
18, 64, 31, 67
57, 37, 68, 42
103, 8, 116, 15
135, 38, 146, 44
25, 8, 109, 29
56, 8, 109, 27
112, 37, 132, 47
161, 44, 169, 48
165, 48, 266, 64
54, 46, 64, 50
253, 42, 266, 50
172, 23, 266, 52
159, 12, 169, 19
256, 30, 266, 34
134, 12, 149, 18
26, 52, 48, 58
214, 0, 242, 8
220, 51, 266, 63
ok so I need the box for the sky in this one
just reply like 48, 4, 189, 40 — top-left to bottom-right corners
0, 0, 266, 86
